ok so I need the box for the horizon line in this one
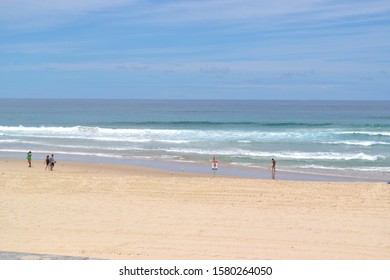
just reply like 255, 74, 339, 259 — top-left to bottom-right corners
1, 97, 390, 102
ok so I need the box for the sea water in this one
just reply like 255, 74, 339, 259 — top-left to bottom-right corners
0, 99, 389, 181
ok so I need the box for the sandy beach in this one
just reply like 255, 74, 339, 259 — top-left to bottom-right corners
0, 158, 389, 260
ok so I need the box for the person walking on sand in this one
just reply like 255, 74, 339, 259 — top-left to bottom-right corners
49, 154, 56, 171
271, 158, 276, 179
44, 155, 50, 170
27, 151, 32, 167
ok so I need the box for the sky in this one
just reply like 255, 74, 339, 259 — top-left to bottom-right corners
0, 0, 389, 100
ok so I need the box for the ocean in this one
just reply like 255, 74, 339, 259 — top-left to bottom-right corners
1, 99, 389, 181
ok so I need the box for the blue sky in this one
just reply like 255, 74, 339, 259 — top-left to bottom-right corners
0, 0, 389, 99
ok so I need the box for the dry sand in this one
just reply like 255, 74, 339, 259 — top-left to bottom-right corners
0, 158, 389, 259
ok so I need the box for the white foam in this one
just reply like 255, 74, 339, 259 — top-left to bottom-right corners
299, 164, 390, 173
0, 125, 195, 143
162, 148, 384, 161
337, 131, 390, 137
325, 140, 390, 146
0, 139, 19, 143
0, 125, 340, 143
0, 149, 124, 159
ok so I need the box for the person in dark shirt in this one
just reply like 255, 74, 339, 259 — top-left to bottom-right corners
271, 158, 276, 179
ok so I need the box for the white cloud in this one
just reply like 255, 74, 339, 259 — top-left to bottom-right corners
114, 0, 390, 26
2, 0, 390, 30
1, 59, 381, 74
0, 0, 136, 29
0, 41, 89, 55
152, 0, 315, 19
119, 0, 324, 25
0, 0, 133, 19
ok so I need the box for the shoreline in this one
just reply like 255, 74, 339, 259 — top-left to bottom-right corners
0, 152, 386, 182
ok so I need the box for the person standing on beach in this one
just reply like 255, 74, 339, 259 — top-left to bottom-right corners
49, 154, 56, 171
271, 158, 276, 179
44, 155, 50, 170
27, 151, 32, 167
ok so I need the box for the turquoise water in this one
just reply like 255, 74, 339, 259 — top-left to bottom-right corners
1, 99, 389, 181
